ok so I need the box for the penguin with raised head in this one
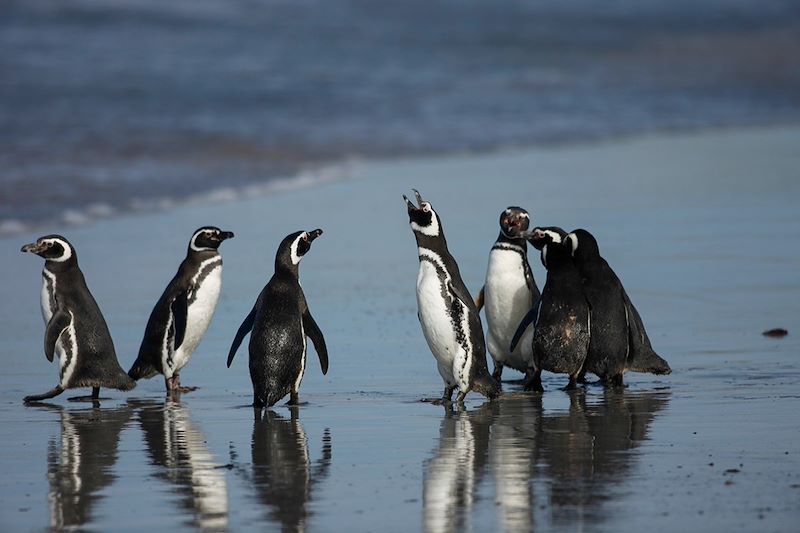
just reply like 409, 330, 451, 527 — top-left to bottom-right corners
517, 227, 590, 391
404, 190, 500, 403
474, 207, 539, 383
128, 226, 234, 393
227, 229, 328, 408
21, 235, 135, 402
566, 229, 671, 385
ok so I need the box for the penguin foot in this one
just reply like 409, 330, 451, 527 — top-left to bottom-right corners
23, 385, 65, 403
286, 392, 300, 406
425, 397, 454, 406
67, 395, 104, 402
456, 392, 467, 403
173, 386, 199, 394
492, 364, 504, 382
522, 370, 543, 392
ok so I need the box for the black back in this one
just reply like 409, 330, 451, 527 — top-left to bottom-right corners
569, 229, 628, 380
532, 232, 590, 375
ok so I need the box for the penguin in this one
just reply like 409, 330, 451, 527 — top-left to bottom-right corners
474, 207, 539, 383
226, 229, 328, 408
517, 227, 590, 391
565, 229, 671, 385
21, 235, 136, 402
128, 226, 234, 392
404, 189, 500, 403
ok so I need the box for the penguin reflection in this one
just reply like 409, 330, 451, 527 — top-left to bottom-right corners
538, 389, 670, 526
236, 409, 332, 532
422, 390, 670, 532
135, 399, 228, 531
423, 404, 493, 533
39, 404, 133, 530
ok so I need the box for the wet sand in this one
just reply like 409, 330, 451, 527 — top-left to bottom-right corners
1, 125, 799, 531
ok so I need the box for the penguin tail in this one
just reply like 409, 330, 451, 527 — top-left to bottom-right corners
627, 349, 672, 375
473, 372, 501, 400
114, 372, 137, 391
127, 359, 157, 381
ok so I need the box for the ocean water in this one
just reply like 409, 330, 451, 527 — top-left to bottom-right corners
2, 0, 800, 232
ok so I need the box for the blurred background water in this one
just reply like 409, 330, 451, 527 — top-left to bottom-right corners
2, 0, 800, 231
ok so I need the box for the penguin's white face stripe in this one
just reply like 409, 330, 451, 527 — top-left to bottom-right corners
411, 205, 441, 237
190, 229, 216, 252
42, 238, 73, 262
566, 233, 578, 257
541, 230, 562, 244
290, 233, 306, 265
541, 244, 548, 268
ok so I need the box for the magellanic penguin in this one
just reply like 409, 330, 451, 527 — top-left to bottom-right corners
566, 229, 671, 385
227, 229, 328, 408
474, 207, 539, 383
128, 226, 234, 393
21, 235, 135, 402
404, 190, 500, 403
515, 227, 590, 391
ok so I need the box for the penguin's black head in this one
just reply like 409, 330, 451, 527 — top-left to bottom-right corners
522, 226, 567, 251
189, 226, 235, 252
499, 207, 530, 238
279, 229, 323, 268
403, 189, 441, 238
566, 229, 600, 263
21, 235, 76, 264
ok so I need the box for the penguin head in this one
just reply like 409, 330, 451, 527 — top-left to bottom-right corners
523, 227, 571, 270
565, 229, 600, 262
278, 229, 324, 268
523, 226, 567, 251
499, 207, 530, 238
403, 189, 441, 238
189, 226, 235, 252
21, 235, 76, 265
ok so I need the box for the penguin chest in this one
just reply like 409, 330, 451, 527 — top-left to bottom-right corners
40, 270, 57, 323
416, 262, 458, 372
484, 250, 534, 365
173, 261, 222, 368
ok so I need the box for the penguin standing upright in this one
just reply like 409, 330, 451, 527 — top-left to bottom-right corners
404, 190, 500, 403
128, 226, 234, 392
474, 207, 539, 383
521, 227, 590, 391
566, 229, 671, 385
227, 229, 328, 408
21, 235, 135, 402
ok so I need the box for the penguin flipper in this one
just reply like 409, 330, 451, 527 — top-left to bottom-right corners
509, 298, 539, 353
474, 286, 485, 312
171, 290, 189, 349
303, 311, 328, 375
44, 310, 71, 362
227, 306, 256, 368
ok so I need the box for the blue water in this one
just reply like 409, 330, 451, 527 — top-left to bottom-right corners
2, 0, 800, 230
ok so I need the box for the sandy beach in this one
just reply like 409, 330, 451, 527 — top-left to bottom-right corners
1, 125, 799, 532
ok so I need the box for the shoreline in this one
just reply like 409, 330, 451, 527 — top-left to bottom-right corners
3, 119, 799, 239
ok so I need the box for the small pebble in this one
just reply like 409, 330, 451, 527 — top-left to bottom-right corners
762, 328, 788, 337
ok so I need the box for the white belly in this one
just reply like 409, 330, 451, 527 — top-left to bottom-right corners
484, 249, 534, 371
170, 264, 222, 374
294, 318, 307, 392
40, 270, 57, 324
416, 261, 460, 387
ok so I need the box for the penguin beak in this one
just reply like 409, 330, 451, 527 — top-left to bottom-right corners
403, 189, 423, 212
218, 231, 234, 241
21, 241, 44, 254
306, 229, 323, 242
